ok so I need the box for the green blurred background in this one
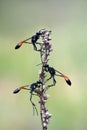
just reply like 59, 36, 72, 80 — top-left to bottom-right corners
0, 0, 87, 130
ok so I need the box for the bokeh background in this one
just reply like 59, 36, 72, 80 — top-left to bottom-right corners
0, 0, 87, 130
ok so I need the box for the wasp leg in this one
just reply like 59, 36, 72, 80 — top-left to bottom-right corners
53, 76, 56, 86
48, 76, 56, 87
25, 42, 39, 51
33, 43, 38, 51
45, 75, 56, 87
30, 93, 38, 115
45, 75, 52, 82
24, 42, 32, 44
36, 42, 42, 45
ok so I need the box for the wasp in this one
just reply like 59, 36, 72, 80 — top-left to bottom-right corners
43, 64, 71, 87
15, 31, 41, 51
15, 29, 51, 51
13, 80, 42, 115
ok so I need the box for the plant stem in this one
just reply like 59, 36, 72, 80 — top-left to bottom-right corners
38, 29, 52, 130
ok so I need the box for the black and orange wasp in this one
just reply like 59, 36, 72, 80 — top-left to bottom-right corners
13, 80, 42, 115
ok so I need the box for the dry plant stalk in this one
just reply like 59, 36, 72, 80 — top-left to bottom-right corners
38, 29, 52, 130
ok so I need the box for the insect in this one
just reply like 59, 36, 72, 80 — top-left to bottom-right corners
43, 64, 71, 87
15, 31, 41, 51
15, 29, 51, 51
13, 80, 42, 115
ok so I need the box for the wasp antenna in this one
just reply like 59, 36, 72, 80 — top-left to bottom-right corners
36, 63, 42, 66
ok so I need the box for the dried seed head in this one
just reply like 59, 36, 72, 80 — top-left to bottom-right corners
43, 122, 47, 128
46, 119, 49, 124
42, 113, 46, 118
39, 29, 47, 35
43, 85, 46, 89
47, 113, 52, 119
41, 110, 44, 114
39, 70, 45, 79
43, 93, 49, 100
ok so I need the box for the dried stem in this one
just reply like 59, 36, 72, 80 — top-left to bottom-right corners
38, 29, 52, 130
